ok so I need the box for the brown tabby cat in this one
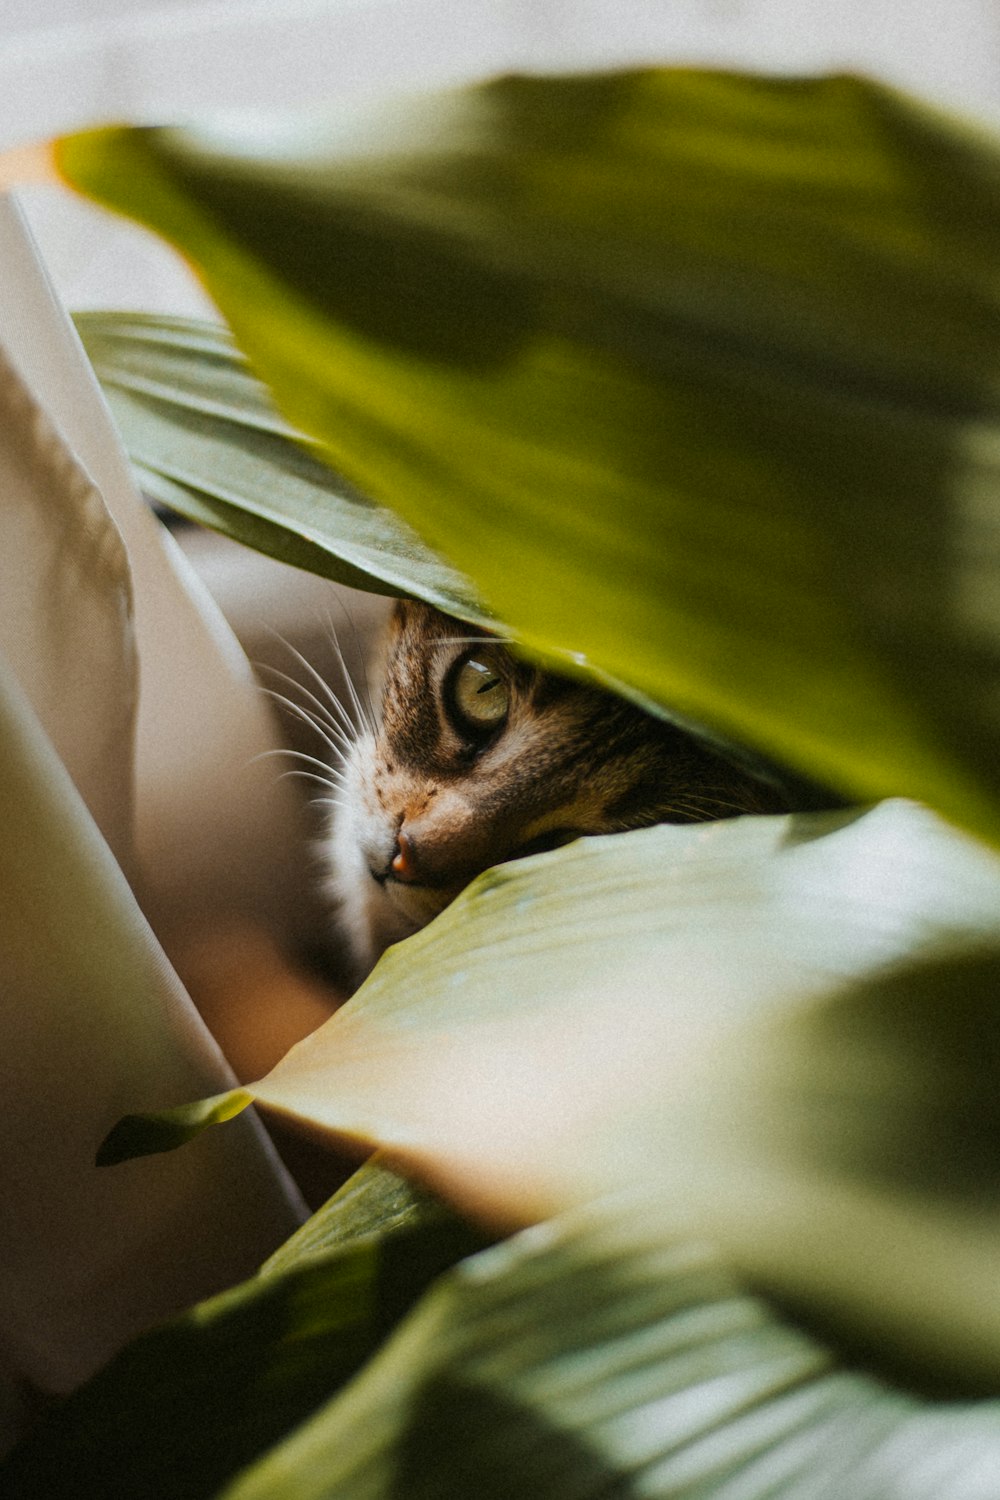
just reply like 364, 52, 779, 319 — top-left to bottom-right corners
322, 600, 791, 982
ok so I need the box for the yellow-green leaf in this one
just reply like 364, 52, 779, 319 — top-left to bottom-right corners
96, 1088, 253, 1166
53, 71, 1000, 843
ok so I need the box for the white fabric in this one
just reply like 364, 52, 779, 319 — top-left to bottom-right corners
0, 197, 307, 1450
0, 338, 135, 863
0, 654, 301, 1400
0, 197, 314, 939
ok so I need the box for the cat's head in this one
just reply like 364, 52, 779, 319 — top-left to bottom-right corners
326, 599, 786, 980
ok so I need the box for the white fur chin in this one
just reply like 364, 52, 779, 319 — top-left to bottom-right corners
322, 734, 421, 982
383, 880, 454, 928
324, 811, 402, 982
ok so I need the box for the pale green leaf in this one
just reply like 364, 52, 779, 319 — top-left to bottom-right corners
98, 801, 1000, 1386
54, 71, 1000, 843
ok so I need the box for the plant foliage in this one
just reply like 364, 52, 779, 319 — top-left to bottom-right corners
57, 70, 1000, 843
4, 60, 1000, 1500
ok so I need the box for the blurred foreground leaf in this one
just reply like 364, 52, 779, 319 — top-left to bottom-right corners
1, 1158, 486, 1499
55, 70, 1000, 843
224, 1204, 1000, 1500
72, 309, 851, 800
98, 801, 1000, 1387
13, 1168, 1000, 1499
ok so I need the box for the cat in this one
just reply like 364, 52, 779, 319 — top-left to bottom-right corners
319, 599, 794, 984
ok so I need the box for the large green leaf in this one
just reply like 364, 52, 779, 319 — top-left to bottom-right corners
53, 70, 1000, 844
99, 801, 1000, 1388
73, 309, 802, 773
75, 312, 486, 618
219, 1201, 1000, 1500
0, 1157, 487, 1499
69, 310, 856, 798
15, 1166, 1000, 1499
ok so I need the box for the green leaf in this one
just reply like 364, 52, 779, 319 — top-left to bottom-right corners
20, 1151, 1000, 1498
69, 310, 857, 799
1, 1158, 487, 1500
259, 1154, 459, 1278
95, 1087, 253, 1165
54, 71, 1000, 844
217, 1202, 1000, 1500
74, 312, 486, 619
16, 1160, 1000, 1499
96, 801, 1000, 1386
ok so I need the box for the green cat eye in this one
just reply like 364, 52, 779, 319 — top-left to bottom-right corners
450, 654, 510, 732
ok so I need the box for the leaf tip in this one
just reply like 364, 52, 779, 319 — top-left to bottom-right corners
96, 1088, 255, 1166
0, 139, 61, 193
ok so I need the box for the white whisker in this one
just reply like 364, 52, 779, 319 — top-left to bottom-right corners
270, 767, 346, 794
324, 610, 376, 735
682, 788, 761, 814
262, 694, 345, 758
251, 745, 341, 782
259, 665, 355, 749
261, 684, 353, 760
264, 628, 361, 739
661, 795, 752, 820
325, 596, 379, 729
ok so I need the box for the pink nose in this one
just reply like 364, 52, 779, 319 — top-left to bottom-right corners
391, 830, 419, 883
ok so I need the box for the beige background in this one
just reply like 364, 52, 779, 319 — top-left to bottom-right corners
2, 0, 999, 316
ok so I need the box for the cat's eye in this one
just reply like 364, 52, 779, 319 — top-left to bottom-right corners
449, 651, 510, 734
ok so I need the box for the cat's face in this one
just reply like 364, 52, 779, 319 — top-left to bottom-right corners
327, 600, 784, 980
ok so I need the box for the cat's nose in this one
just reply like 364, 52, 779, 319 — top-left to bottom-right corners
390, 830, 419, 883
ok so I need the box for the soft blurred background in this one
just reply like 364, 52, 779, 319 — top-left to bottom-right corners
5, 0, 999, 317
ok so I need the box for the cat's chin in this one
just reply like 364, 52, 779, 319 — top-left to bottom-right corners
381, 878, 456, 929
353, 877, 456, 981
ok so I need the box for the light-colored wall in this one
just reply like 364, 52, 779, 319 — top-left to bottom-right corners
3, 0, 1000, 311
